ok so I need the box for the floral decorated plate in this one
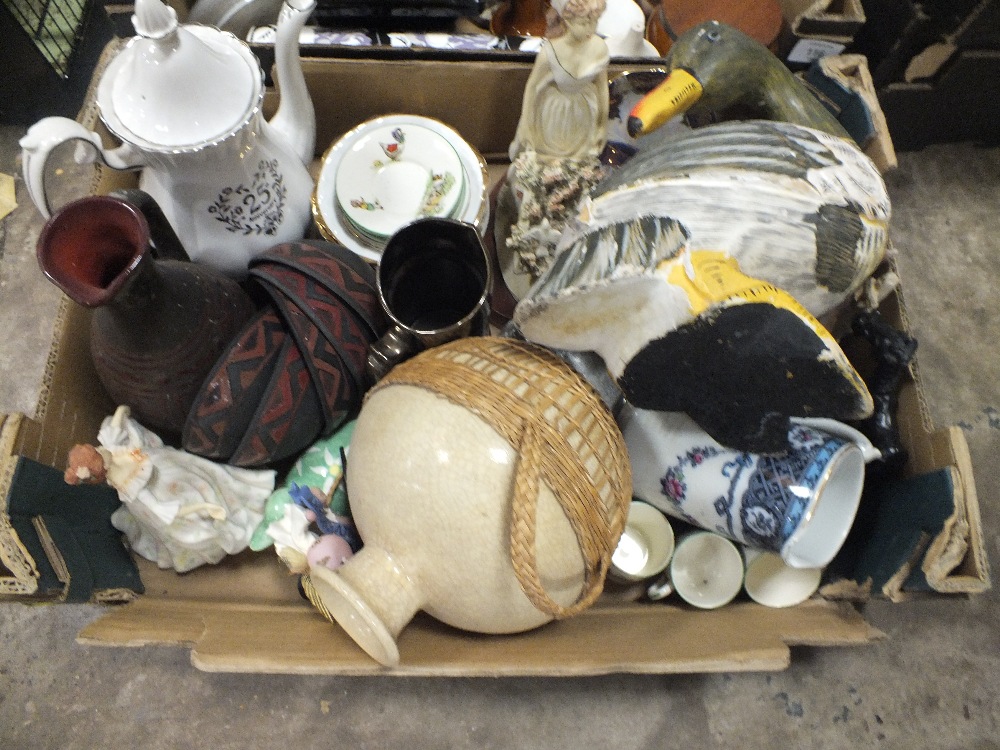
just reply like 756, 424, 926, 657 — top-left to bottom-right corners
344, 176, 467, 245
314, 114, 489, 263
334, 123, 465, 239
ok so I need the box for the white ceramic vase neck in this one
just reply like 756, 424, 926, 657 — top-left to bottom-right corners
308, 546, 422, 668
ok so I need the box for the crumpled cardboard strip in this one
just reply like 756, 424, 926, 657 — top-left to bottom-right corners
0, 173, 15, 222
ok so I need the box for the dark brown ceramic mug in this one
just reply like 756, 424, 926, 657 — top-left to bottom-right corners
366, 218, 491, 383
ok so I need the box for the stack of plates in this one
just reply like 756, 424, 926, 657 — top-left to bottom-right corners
335, 122, 466, 241
313, 115, 489, 263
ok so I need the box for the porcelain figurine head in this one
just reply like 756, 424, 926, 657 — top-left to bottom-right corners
550, 0, 607, 36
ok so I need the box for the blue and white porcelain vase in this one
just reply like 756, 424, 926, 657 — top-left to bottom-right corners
622, 406, 878, 568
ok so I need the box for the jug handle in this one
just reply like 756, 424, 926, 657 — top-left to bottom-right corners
109, 189, 190, 263
20, 116, 146, 219
509, 421, 611, 618
790, 417, 883, 464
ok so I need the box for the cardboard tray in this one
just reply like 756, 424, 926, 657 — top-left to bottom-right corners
776, 0, 866, 67
0, 50, 990, 675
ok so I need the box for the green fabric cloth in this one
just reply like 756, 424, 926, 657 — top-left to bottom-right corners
6, 457, 143, 602
827, 467, 955, 593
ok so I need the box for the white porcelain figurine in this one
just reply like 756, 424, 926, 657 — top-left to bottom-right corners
509, 0, 610, 162
504, 0, 611, 278
65, 406, 275, 572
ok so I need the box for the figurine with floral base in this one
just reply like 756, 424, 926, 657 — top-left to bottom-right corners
64, 406, 275, 573
505, 154, 608, 278
499, 0, 610, 284
249, 419, 362, 573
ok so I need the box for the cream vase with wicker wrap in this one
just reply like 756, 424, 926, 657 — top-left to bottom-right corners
304, 337, 631, 667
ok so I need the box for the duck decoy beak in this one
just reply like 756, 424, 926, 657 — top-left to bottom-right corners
627, 68, 703, 138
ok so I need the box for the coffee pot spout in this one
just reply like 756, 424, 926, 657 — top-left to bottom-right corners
267, 0, 317, 166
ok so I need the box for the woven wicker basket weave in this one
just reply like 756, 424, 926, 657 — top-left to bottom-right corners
365, 336, 631, 618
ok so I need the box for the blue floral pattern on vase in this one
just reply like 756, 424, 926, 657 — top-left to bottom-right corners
658, 424, 849, 552
660, 446, 722, 528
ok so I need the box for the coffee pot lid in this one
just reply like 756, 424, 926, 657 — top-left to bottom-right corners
104, 0, 260, 148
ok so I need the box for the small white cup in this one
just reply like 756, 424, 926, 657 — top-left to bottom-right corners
667, 531, 744, 610
610, 500, 675, 582
743, 549, 822, 608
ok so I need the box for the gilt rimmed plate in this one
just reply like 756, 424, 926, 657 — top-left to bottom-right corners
313, 114, 490, 263
335, 123, 465, 239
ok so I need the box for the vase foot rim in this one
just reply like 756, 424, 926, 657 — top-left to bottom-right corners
308, 564, 401, 667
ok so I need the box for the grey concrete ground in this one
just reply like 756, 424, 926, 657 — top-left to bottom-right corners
1, 123, 998, 748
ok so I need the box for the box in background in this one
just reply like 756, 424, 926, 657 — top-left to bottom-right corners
0, 0, 116, 125
0, 44, 989, 675
775, 0, 867, 67
849, 0, 1000, 149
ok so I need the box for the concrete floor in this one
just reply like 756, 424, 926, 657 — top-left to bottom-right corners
1, 121, 999, 747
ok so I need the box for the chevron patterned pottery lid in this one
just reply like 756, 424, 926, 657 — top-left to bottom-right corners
182, 307, 289, 462
184, 242, 388, 467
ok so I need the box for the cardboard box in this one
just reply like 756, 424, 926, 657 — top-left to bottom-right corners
875, 49, 1000, 150
0, 50, 989, 675
848, 0, 1000, 149
244, 0, 867, 78
776, 0, 866, 68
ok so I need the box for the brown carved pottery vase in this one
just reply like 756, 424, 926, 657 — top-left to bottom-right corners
36, 191, 256, 439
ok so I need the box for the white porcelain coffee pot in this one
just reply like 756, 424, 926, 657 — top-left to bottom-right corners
20, 0, 317, 277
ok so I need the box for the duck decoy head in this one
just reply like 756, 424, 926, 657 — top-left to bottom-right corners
627, 21, 760, 136
627, 20, 847, 139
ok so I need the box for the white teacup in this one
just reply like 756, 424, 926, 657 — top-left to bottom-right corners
742, 549, 822, 608
665, 531, 744, 609
609, 500, 675, 582
622, 406, 880, 569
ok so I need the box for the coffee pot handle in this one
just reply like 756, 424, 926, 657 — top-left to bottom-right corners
109, 189, 190, 263
19, 116, 146, 219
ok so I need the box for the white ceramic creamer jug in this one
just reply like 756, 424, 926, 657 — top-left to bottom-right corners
20, 0, 316, 277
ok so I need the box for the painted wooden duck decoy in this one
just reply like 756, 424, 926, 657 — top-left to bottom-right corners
513, 22, 891, 453
627, 19, 850, 139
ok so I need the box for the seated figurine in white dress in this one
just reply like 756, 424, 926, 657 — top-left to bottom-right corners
504, 0, 610, 279
65, 406, 275, 573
